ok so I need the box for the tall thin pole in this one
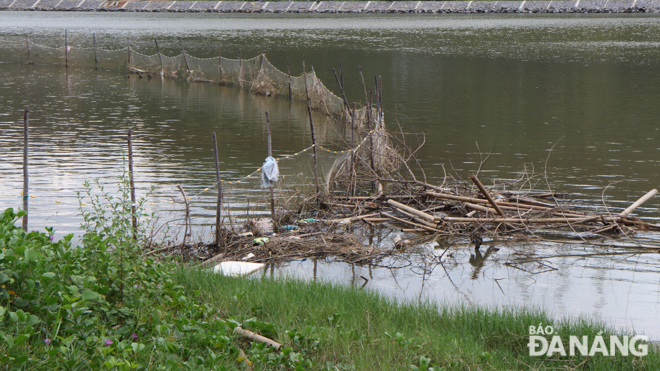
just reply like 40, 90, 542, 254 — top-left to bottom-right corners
25, 36, 31, 64
127, 130, 137, 240
22, 110, 29, 231
238, 48, 243, 86
265, 112, 276, 230
307, 102, 320, 195
154, 39, 164, 75
212, 133, 223, 248
218, 45, 223, 80
64, 30, 68, 68
287, 56, 292, 100
93, 33, 98, 70
302, 61, 310, 103
179, 37, 190, 74
126, 36, 131, 66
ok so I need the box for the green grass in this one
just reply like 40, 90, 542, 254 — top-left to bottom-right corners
176, 267, 660, 370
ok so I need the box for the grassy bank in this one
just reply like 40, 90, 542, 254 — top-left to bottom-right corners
176, 268, 659, 370
1, 168, 658, 371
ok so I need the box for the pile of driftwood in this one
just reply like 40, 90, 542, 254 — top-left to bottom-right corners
322, 176, 660, 240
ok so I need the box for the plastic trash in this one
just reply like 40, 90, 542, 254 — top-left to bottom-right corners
299, 218, 315, 223
251, 218, 273, 234
213, 261, 264, 277
253, 237, 270, 245
242, 253, 256, 260
261, 156, 279, 188
280, 225, 299, 231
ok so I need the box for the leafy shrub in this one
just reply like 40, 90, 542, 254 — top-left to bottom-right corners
0, 172, 308, 370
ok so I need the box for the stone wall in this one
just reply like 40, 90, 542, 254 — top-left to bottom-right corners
1, 0, 657, 14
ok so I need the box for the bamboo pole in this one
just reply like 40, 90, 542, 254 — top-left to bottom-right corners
218, 45, 223, 80
234, 327, 282, 350
177, 184, 190, 247
238, 48, 243, 86
126, 36, 131, 66
179, 37, 190, 74
381, 213, 445, 234
127, 130, 137, 240
265, 111, 276, 230
620, 189, 658, 217
387, 199, 434, 222
22, 110, 29, 231
25, 36, 31, 64
155, 39, 164, 75
307, 102, 320, 195
93, 33, 98, 70
64, 30, 68, 68
436, 216, 600, 224
303, 61, 310, 103
469, 174, 505, 217
287, 56, 292, 100
424, 191, 559, 211
212, 133, 223, 248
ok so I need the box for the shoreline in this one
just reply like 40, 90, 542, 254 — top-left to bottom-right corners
1, 0, 659, 14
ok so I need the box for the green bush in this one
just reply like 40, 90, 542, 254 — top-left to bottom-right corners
0, 173, 305, 370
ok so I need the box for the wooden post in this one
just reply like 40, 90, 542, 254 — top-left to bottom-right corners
212, 133, 224, 248
238, 48, 243, 86
127, 130, 137, 239
177, 184, 190, 247
93, 33, 98, 70
22, 110, 29, 231
64, 30, 68, 68
287, 56, 292, 100
303, 61, 310, 103
218, 45, 223, 80
307, 102, 320, 195
179, 37, 190, 74
25, 36, 31, 64
127, 36, 131, 66
155, 39, 164, 75
265, 112, 276, 230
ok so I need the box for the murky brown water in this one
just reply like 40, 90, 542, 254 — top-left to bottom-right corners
1, 12, 660, 338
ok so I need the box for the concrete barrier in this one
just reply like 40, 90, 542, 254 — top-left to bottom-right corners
3, 0, 659, 14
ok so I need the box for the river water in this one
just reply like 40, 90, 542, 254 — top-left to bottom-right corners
1, 12, 660, 338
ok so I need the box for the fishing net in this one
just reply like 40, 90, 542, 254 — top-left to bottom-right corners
0, 34, 372, 125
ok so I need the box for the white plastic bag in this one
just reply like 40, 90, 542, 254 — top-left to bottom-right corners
261, 156, 279, 188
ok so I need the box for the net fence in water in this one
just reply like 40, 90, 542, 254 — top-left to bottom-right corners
0, 35, 372, 123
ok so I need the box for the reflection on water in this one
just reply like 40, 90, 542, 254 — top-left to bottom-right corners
1, 12, 660, 338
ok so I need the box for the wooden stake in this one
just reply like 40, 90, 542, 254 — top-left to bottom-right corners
177, 184, 190, 247
287, 56, 292, 100
22, 109, 29, 231
238, 48, 243, 86
212, 133, 224, 248
265, 111, 276, 230
127, 130, 137, 239
93, 33, 98, 70
469, 174, 505, 217
127, 36, 131, 66
620, 189, 658, 217
155, 39, 164, 75
64, 30, 68, 68
303, 61, 310, 103
25, 36, 31, 64
218, 45, 223, 79
179, 37, 190, 74
307, 102, 320, 195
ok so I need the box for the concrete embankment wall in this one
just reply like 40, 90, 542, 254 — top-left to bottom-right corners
1, 0, 658, 14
